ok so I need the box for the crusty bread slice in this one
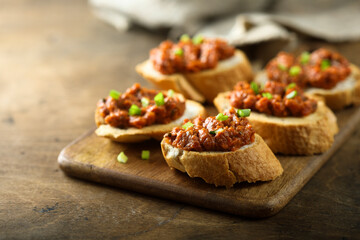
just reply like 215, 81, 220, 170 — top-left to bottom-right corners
136, 50, 253, 103
255, 64, 360, 111
135, 62, 206, 102
214, 92, 338, 155
161, 134, 283, 188
95, 100, 206, 143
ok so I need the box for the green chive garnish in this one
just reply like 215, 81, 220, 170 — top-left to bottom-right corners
129, 104, 141, 116
109, 90, 121, 100
117, 152, 128, 163
250, 82, 259, 94
141, 97, 149, 107
262, 92, 273, 99
192, 35, 203, 45
210, 128, 223, 135
321, 59, 331, 70
167, 89, 174, 97
237, 109, 251, 117
182, 122, 194, 130
289, 66, 301, 76
300, 51, 310, 64
278, 64, 288, 71
286, 82, 297, 90
141, 150, 150, 160
286, 90, 297, 99
180, 34, 190, 42
174, 48, 183, 56
154, 92, 165, 106
216, 113, 229, 121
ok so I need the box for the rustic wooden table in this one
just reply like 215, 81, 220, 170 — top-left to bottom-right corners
1, 1, 359, 239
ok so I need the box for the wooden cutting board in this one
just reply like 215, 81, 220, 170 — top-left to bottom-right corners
58, 106, 360, 218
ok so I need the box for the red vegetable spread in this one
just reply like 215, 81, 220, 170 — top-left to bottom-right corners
229, 81, 317, 117
164, 108, 255, 152
304, 48, 351, 89
266, 48, 351, 89
97, 83, 185, 129
266, 52, 307, 88
150, 38, 235, 75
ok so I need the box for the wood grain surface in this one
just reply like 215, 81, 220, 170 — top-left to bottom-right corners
1, 0, 360, 239
58, 106, 360, 218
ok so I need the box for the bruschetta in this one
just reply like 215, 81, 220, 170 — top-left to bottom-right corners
95, 83, 206, 142
136, 35, 253, 102
214, 81, 338, 155
161, 108, 283, 188
256, 48, 360, 110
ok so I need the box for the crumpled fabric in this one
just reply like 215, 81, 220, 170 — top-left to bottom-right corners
89, 0, 360, 45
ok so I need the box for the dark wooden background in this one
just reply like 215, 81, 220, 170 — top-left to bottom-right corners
1, 0, 359, 239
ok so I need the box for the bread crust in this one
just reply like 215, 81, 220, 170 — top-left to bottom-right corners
214, 92, 338, 155
161, 134, 283, 188
135, 62, 206, 102
255, 64, 360, 111
136, 50, 253, 103
95, 100, 206, 142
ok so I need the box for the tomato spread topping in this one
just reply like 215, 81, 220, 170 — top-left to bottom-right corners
303, 48, 351, 89
266, 48, 351, 89
229, 81, 317, 117
150, 36, 235, 75
164, 108, 255, 152
97, 83, 185, 129
266, 52, 307, 88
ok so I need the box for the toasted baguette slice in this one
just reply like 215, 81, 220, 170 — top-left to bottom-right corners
161, 134, 283, 188
95, 100, 206, 143
135, 62, 206, 102
255, 64, 360, 111
214, 92, 338, 155
136, 50, 253, 103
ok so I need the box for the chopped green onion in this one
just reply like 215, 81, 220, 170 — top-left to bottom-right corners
237, 109, 251, 117
117, 152, 128, 163
321, 59, 331, 70
216, 113, 229, 121
182, 122, 194, 130
262, 92, 273, 99
300, 51, 310, 64
154, 92, 165, 106
192, 35, 203, 45
141, 150, 150, 160
141, 97, 149, 107
286, 90, 297, 99
180, 34, 190, 42
174, 48, 183, 56
250, 82, 259, 94
286, 82, 297, 90
210, 128, 223, 135
289, 66, 301, 76
129, 104, 141, 116
109, 90, 121, 100
278, 64, 288, 71
167, 89, 174, 97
